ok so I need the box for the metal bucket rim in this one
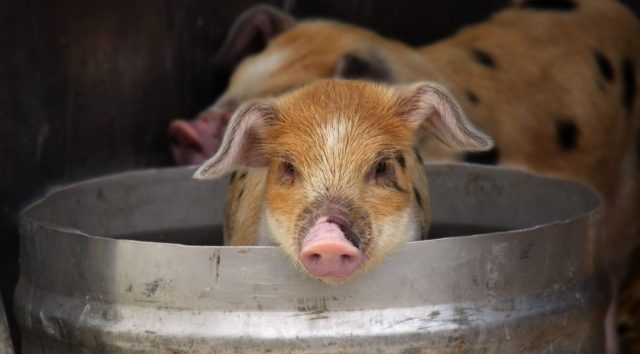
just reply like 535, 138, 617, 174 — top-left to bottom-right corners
19, 164, 603, 249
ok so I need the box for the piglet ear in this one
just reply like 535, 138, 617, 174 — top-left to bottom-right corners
395, 82, 493, 151
194, 102, 277, 180
213, 5, 296, 70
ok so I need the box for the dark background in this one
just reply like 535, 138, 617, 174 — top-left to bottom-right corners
1, 0, 639, 351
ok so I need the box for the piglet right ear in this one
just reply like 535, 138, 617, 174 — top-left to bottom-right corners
395, 82, 493, 152
194, 102, 276, 180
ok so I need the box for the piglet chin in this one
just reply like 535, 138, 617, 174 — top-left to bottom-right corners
299, 217, 362, 280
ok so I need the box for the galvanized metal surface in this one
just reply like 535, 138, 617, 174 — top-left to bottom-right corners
15, 164, 606, 353
0, 300, 14, 354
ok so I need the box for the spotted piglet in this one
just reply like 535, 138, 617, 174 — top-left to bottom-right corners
194, 79, 492, 282
170, 0, 640, 286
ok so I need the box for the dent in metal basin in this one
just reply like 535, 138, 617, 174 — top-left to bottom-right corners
15, 164, 606, 353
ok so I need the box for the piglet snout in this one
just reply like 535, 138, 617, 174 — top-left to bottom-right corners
300, 217, 362, 279
169, 108, 232, 165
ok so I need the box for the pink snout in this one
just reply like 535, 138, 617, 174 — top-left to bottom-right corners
299, 218, 362, 279
168, 107, 232, 165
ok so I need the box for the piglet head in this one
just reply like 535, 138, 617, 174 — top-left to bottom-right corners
195, 80, 492, 283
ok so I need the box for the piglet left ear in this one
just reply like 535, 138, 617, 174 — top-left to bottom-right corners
194, 102, 277, 180
395, 82, 493, 151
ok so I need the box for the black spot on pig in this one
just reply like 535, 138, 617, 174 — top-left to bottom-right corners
465, 90, 480, 105
464, 147, 500, 165
413, 187, 423, 209
594, 51, 614, 82
622, 58, 636, 113
556, 119, 579, 151
335, 52, 391, 82
230, 171, 237, 183
520, 0, 577, 11
469, 48, 496, 69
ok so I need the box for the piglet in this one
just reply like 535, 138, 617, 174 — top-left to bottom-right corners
195, 79, 493, 282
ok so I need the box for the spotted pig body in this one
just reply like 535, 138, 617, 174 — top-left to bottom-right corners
420, 1, 639, 200
195, 80, 492, 282
172, 0, 640, 269
172, 1, 639, 218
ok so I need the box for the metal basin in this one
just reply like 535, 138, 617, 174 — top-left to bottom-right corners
15, 164, 606, 353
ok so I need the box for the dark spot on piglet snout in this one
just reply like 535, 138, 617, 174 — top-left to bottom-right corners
326, 219, 360, 249
323, 206, 360, 248
296, 198, 372, 254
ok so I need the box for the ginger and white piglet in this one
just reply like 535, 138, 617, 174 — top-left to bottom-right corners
195, 79, 492, 282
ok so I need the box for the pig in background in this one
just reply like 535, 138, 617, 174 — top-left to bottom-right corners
169, 0, 640, 352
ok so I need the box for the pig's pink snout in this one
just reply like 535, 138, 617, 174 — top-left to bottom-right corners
299, 220, 362, 279
168, 108, 232, 165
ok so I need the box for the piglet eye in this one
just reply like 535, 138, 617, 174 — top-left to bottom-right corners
279, 161, 297, 185
283, 161, 295, 176
375, 161, 387, 176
